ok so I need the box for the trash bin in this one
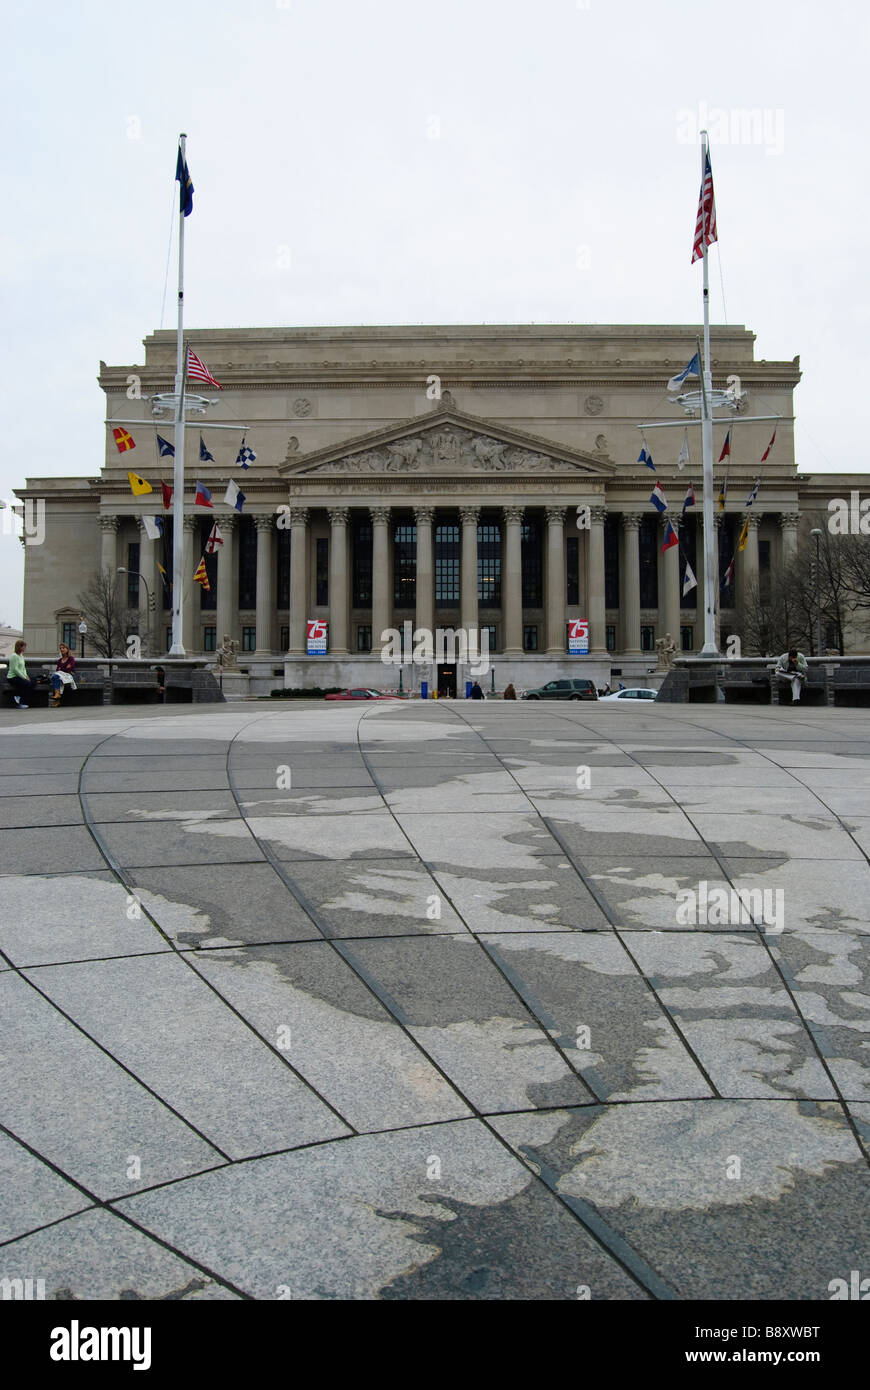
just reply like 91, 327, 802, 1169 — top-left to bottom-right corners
421, 680, 428, 700
465, 679, 472, 699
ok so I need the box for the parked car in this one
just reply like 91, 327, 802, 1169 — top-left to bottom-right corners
324, 688, 402, 701
598, 687, 658, 702
521, 678, 598, 701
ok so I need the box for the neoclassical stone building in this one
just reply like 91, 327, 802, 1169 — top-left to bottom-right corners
16, 323, 857, 690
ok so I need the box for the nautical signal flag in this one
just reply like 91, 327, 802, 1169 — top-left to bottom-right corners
667, 353, 700, 394
745, 478, 760, 508
204, 522, 223, 554
692, 149, 718, 264
236, 440, 256, 469
717, 480, 727, 512
682, 483, 696, 516
157, 560, 170, 589
718, 429, 731, 462
161, 481, 173, 510
678, 433, 690, 470
638, 445, 655, 472
650, 482, 668, 514
194, 481, 213, 508
723, 556, 735, 589
193, 556, 210, 591
156, 435, 175, 458
224, 479, 245, 512
176, 148, 194, 217
186, 347, 222, 391
737, 516, 751, 552
127, 472, 152, 496
141, 515, 163, 541
760, 428, 777, 463
113, 428, 136, 453
662, 520, 679, 552
199, 435, 215, 463
683, 560, 698, 597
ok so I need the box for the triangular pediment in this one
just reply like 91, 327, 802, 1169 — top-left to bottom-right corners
279, 403, 614, 479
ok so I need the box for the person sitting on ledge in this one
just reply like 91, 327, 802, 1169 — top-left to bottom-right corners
50, 642, 76, 707
774, 647, 808, 703
7, 639, 35, 709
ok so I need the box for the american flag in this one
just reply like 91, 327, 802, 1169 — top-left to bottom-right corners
186, 347, 222, 391
691, 151, 717, 264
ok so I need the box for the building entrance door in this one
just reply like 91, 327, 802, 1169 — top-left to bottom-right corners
437, 665, 456, 698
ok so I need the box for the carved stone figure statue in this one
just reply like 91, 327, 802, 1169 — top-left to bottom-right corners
655, 632, 677, 670
216, 634, 239, 670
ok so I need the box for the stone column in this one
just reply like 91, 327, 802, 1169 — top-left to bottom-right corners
288, 507, 309, 654
216, 514, 238, 652
328, 506, 350, 655
100, 515, 119, 575
660, 515, 681, 648
740, 513, 762, 603
545, 505, 566, 654
587, 505, 608, 655
460, 505, 479, 635
414, 505, 435, 654
254, 515, 275, 655
621, 513, 643, 655
371, 506, 391, 654
182, 515, 198, 653
780, 511, 800, 563
137, 519, 161, 655
502, 505, 524, 655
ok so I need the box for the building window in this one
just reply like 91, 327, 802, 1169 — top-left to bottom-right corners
435, 521, 459, 604
477, 522, 502, 606
719, 518, 736, 604
566, 536, 579, 606
521, 521, 542, 606
242, 626, 256, 652
277, 529, 291, 609
639, 519, 659, 609
127, 542, 140, 607
606, 624, 616, 652
316, 537, 329, 606
481, 624, 496, 654
162, 519, 173, 609
758, 538, 771, 602
680, 516, 697, 610
393, 522, 417, 606
680, 626, 693, 651
238, 517, 257, 610
280, 625, 289, 651
204, 627, 216, 652
353, 519, 373, 606
604, 517, 620, 608
357, 625, 372, 653
199, 519, 217, 610
523, 625, 538, 651
61, 621, 77, 648
641, 625, 656, 652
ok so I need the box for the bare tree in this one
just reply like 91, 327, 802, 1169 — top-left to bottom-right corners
77, 569, 126, 657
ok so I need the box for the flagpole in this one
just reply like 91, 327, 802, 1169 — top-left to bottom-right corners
699, 130, 718, 656
169, 133, 188, 657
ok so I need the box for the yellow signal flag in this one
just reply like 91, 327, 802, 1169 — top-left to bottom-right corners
193, 556, 210, 592
737, 516, 751, 552
127, 472, 153, 496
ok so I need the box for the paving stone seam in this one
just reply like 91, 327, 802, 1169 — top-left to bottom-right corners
69, 718, 362, 1142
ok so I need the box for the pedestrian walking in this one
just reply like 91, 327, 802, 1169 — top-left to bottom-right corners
503, 683, 517, 700
470, 681, 484, 700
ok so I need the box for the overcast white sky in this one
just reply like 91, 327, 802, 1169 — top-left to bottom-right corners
2, 0, 867, 626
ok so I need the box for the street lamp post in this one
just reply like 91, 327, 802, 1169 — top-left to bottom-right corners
117, 567, 154, 655
809, 529, 823, 658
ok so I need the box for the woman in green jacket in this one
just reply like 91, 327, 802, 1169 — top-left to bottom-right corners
7, 639, 34, 708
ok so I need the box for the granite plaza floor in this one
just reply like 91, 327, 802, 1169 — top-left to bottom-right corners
1, 696, 869, 1302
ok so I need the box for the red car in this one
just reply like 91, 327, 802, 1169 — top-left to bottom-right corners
324, 688, 403, 701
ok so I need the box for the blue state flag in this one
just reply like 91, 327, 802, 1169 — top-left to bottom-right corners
175, 148, 194, 217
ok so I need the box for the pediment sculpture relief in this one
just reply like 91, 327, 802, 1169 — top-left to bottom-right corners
305, 425, 591, 475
